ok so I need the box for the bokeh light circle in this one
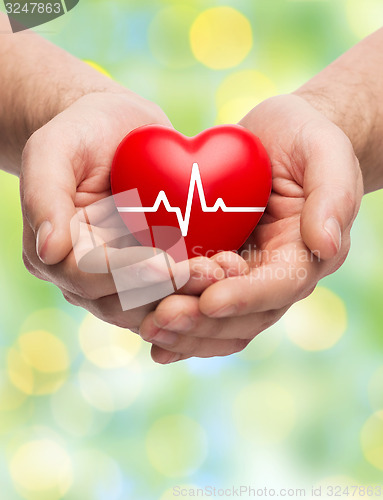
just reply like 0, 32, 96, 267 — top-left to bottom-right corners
0, 371, 27, 411
7, 330, 69, 395
284, 287, 347, 351
239, 322, 284, 361
345, 0, 383, 39
146, 414, 207, 477
361, 411, 383, 471
79, 313, 142, 369
50, 380, 111, 437
71, 449, 124, 500
19, 308, 79, 360
190, 7, 253, 70
10, 439, 72, 499
216, 70, 277, 124
233, 381, 296, 443
149, 6, 198, 69
18, 330, 69, 373
78, 360, 142, 412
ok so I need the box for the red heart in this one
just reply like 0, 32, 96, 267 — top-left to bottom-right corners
111, 125, 271, 259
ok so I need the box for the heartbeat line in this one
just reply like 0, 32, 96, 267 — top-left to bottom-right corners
117, 163, 265, 237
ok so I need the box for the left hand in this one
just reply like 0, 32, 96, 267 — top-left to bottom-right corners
139, 94, 364, 363
20, 91, 225, 332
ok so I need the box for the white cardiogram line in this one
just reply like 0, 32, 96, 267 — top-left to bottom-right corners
117, 162, 266, 237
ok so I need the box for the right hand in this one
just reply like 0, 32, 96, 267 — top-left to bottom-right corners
139, 94, 364, 363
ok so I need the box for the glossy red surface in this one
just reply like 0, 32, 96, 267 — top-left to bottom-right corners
111, 125, 272, 259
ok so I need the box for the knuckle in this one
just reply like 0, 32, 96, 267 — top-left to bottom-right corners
243, 318, 269, 340
22, 251, 33, 272
259, 311, 280, 332
21, 128, 48, 171
291, 266, 312, 301
66, 266, 102, 301
204, 322, 223, 339
67, 272, 99, 300
21, 189, 39, 219
191, 256, 212, 273
164, 333, 182, 350
300, 285, 316, 301
187, 338, 202, 357
62, 292, 78, 307
22, 251, 40, 278
215, 251, 238, 264
339, 188, 356, 219
89, 296, 107, 316
232, 338, 250, 354
21, 132, 37, 165
88, 297, 125, 328
79, 284, 101, 301
166, 334, 196, 355
243, 325, 260, 340
148, 101, 170, 124
129, 327, 140, 335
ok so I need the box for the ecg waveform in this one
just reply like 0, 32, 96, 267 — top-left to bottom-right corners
117, 163, 266, 237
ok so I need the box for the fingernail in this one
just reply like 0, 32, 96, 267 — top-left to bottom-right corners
152, 329, 179, 346
154, 313, 194, 332
209, 304, 237, 318
324, 217, 342, 252
36, 221, 53, 263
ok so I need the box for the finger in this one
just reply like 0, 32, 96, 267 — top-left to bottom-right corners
140, 295, 286, 341
176, 253, 250, 297
71, 221, 226, 297
20, 126, 79, 265
61, 251, 226, 303
198, 249, 320, 317
24, 220, 182, 300
59, 250, 172, 300
62, 253, 225, 308
150, 346, 190, 364
177, 256, 226, 296
144, 326, 249, 363
210, 251, 250, 278
61, 289, 156, 332
299, 124, 363, 260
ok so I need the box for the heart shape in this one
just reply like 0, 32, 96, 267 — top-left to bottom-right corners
111, 125, 271, 259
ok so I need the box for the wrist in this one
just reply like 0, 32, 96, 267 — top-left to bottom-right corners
293, 84, 381, 194
0, 15, 131, 176
28, 80, 129, 142
3, 74, 128, 177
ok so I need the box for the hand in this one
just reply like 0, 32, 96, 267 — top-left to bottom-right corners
20, 91, 225, 332
139, 94, 364, 363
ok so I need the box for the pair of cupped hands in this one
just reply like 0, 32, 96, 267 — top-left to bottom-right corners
20, 89, 363, 364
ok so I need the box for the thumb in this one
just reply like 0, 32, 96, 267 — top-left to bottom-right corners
20, 131, 77, 265
300, 131, 363, 260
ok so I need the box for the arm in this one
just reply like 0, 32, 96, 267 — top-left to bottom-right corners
294, 27, 383, 194
0, 13, 223, 338
0, 13, 128, 175
141, 30, 383, 363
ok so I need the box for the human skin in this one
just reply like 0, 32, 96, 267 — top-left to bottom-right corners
140, 29, 383, 364
1, 12, 382, 363
0, 13, 233, 334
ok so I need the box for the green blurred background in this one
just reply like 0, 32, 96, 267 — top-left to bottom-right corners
1, 0, 383, 498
